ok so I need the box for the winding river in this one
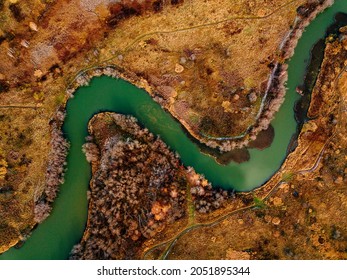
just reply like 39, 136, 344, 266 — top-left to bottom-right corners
1, 1, 347, 260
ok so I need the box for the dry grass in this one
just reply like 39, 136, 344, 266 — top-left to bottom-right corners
0, 0, 332, 253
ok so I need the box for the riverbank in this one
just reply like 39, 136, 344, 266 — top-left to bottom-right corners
70, 112, 230, 259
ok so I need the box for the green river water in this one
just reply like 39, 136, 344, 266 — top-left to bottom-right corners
1, 1, 347, 259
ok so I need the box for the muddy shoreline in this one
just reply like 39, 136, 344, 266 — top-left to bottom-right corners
290, 11, 347, 153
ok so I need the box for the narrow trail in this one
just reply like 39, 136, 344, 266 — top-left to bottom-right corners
0, 104, 41, 109
67, 0, 301, 87
121, 0, 301, 53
